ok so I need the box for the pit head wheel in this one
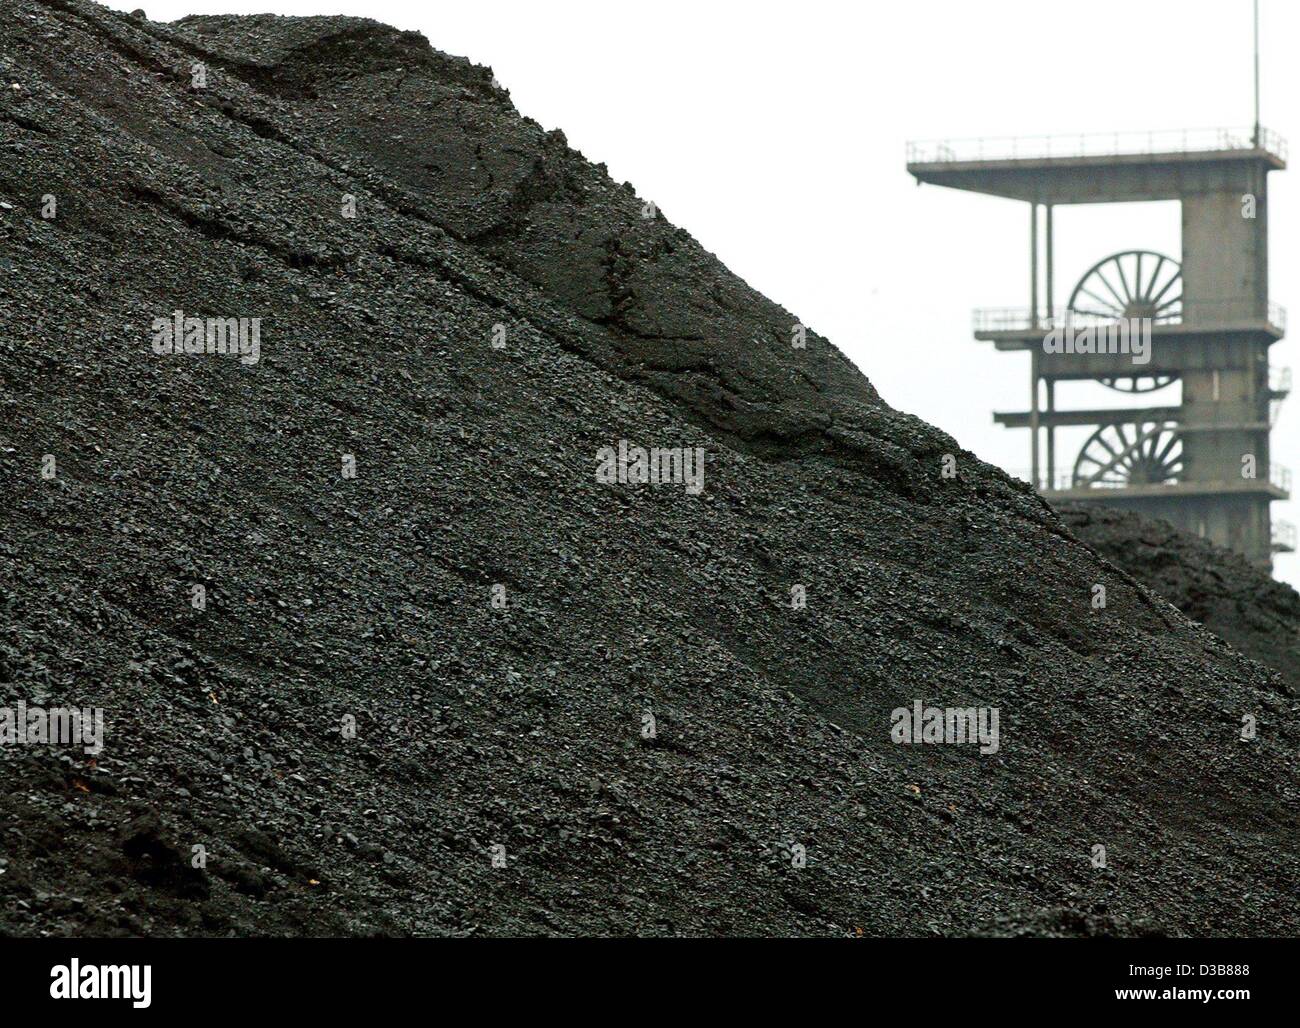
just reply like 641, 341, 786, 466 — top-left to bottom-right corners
1072, 421, 1183, 488
1068, 250, 1182, 393
1097, 374, 1177, 394
1068, 249, 1182, 322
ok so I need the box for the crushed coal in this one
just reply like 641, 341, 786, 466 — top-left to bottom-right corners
2, 0, 1299, 937
1061, 503, 1300, 698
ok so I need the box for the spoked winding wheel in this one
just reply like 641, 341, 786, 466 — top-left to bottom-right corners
1068, 250, 1182, 393
1072, 421, 1183, 487
1097, 373, 1176, 394
1068, 249, 1182, 323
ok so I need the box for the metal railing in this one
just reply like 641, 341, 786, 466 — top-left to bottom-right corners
1006, 469, 1081, 492
1069, 476, 1146, 491
972, 301, 1287, 335
907, 126, 1288, 165
1270, 366, 1293, 395
1009, 469, 1156, 492
1273, 520, 1297, 553
1004, 464, 1291, 496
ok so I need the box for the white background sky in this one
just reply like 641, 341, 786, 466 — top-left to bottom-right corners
107, 0, 1300, 586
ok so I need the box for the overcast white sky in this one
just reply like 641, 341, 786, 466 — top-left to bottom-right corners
107, 0, 1300, 586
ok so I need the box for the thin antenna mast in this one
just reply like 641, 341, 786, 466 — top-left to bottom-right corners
1253, 0, 1261, 147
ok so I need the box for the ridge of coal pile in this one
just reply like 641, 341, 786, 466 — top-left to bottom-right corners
1060, 504, 1300, 698
2, 0, 1298, 938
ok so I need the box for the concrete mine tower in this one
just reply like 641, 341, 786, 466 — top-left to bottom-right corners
907, 124, 1293, 568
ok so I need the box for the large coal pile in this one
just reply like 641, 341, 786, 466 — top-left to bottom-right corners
2, 0, 1299, 937
1060, 504, 1300, 697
